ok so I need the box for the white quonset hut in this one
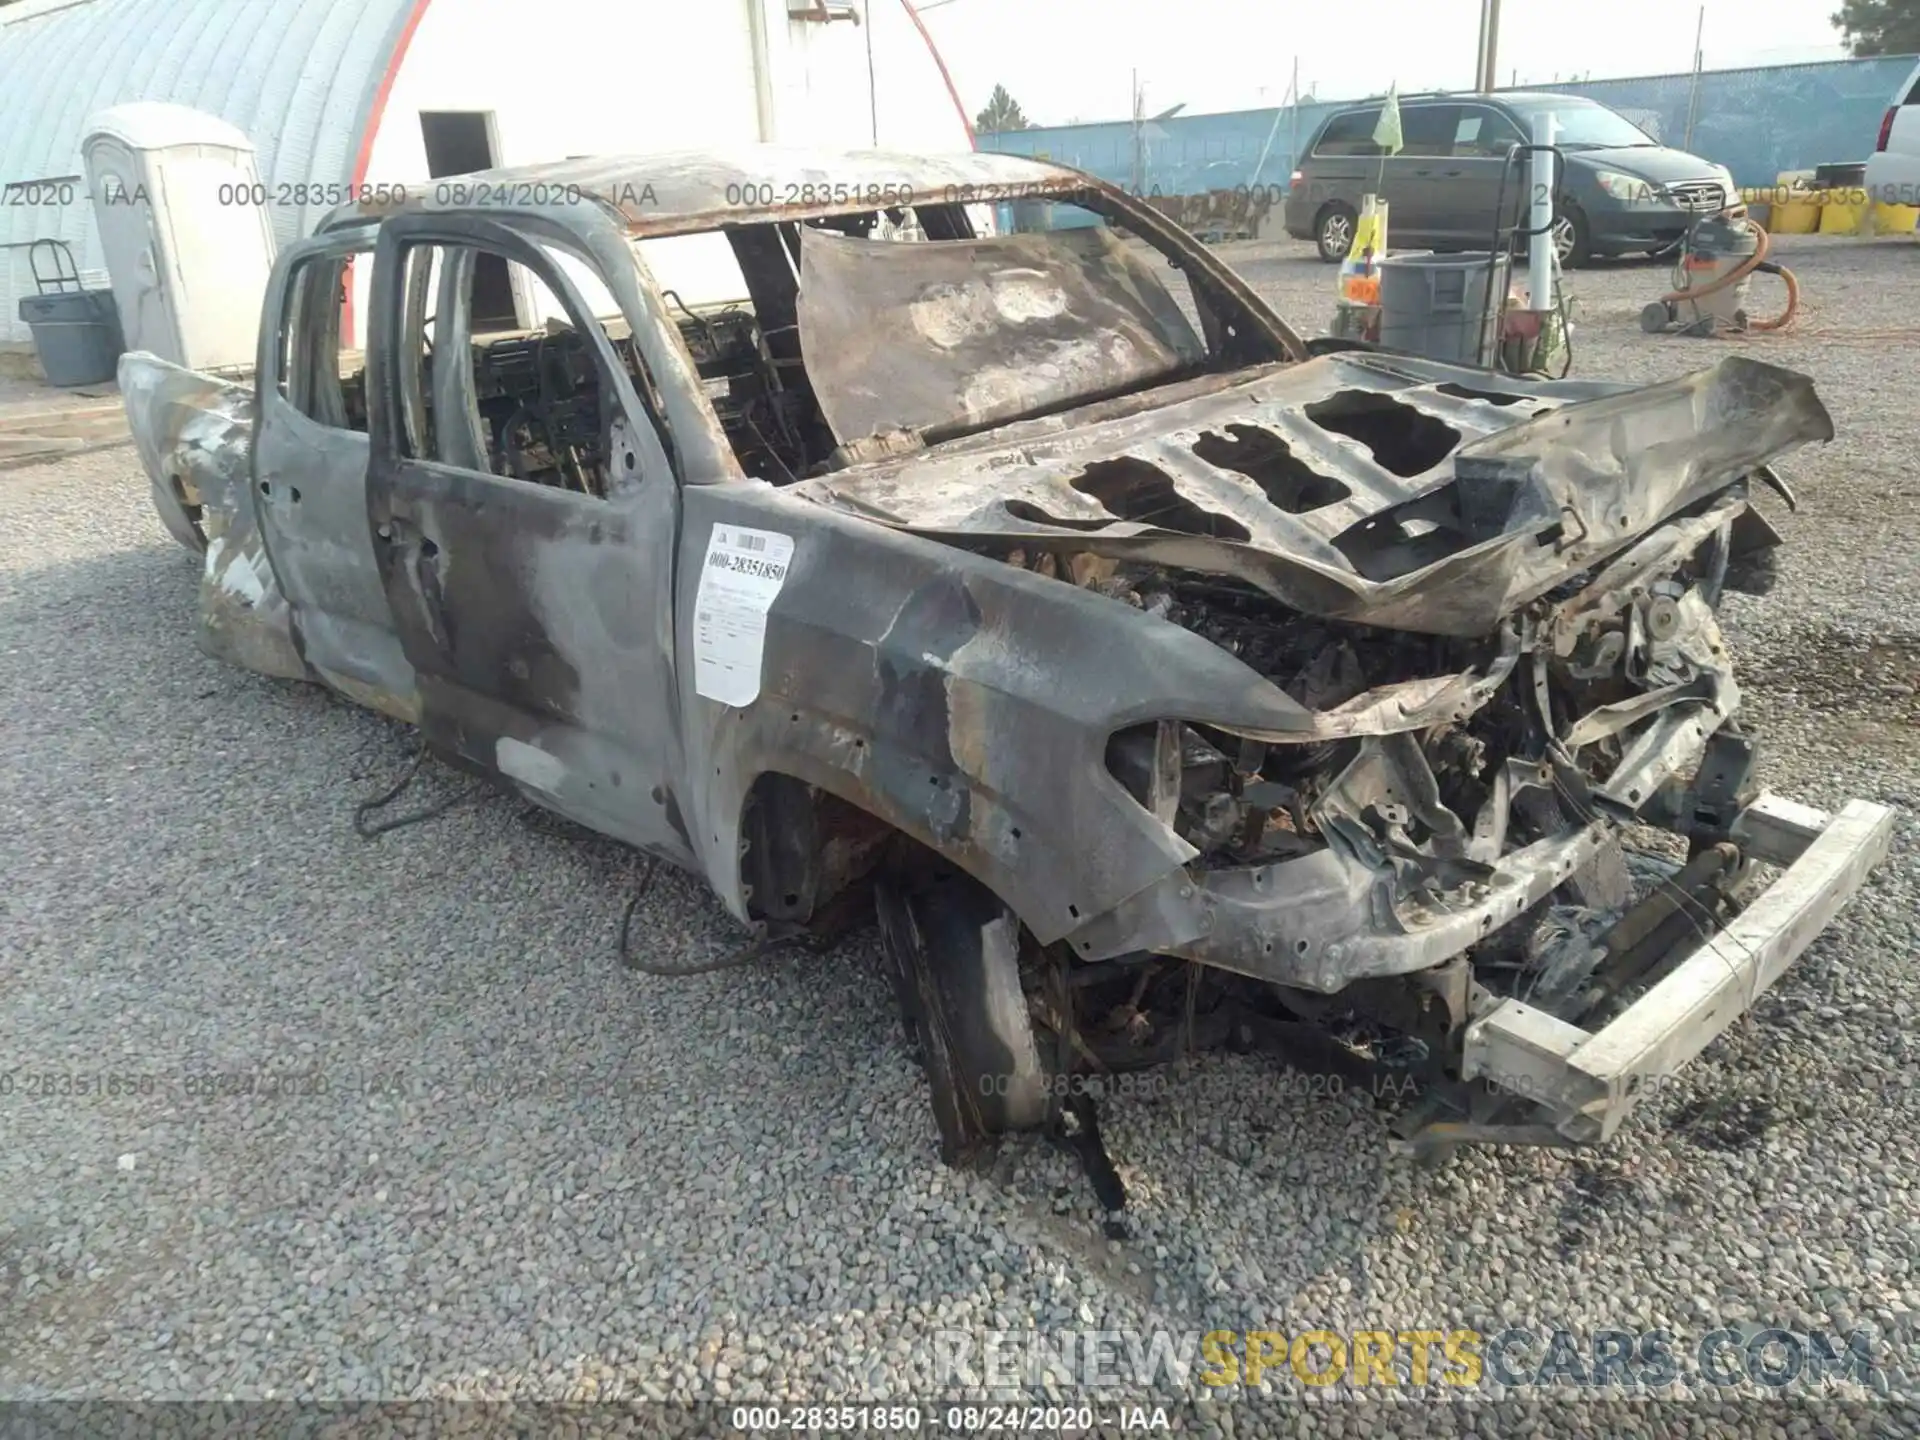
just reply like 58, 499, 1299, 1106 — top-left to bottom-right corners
0, 0, 974, 345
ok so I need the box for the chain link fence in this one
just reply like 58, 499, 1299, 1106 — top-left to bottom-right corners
978, 56, 1920, 228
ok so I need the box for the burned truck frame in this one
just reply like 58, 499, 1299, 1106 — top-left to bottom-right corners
121, 147, 1893, 1184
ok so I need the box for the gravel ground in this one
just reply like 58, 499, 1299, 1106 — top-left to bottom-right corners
3, 234, 1918, 1435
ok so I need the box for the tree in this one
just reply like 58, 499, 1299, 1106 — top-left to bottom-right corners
975, 85, 1032, 135
1832, 0, 1920, 56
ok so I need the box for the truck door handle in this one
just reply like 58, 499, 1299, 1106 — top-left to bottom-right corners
376, 516, 451, 642
407, 534, 453, 650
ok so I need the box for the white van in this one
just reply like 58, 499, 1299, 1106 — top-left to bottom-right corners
1866, 57, 1920, 204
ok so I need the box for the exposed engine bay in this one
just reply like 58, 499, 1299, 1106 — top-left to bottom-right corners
787, 338, 1850, 1176
921, 485, 1826, 1183
1014, 480, 1745, 968
1072, 515, 1736, 873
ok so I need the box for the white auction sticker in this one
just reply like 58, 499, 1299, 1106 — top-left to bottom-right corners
692, 523, 796, 706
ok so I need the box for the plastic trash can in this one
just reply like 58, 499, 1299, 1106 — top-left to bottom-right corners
1870, 200, 1920, 235
1819, 188, 1869, 235
1377, 250, 1508, 367
1810, 163, 1871, 234
17, 289, 125, 387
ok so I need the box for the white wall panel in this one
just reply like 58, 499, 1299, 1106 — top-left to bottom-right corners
0, 0, 418, 343
2, 0, 973, 345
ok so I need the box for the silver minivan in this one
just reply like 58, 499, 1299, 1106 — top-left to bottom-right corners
1283, 91, 1736, 267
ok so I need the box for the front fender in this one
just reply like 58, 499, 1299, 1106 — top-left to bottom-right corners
674, 484, 1317, 945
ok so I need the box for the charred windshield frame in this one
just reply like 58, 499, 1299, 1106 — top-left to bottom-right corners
319, 174, 1309, 493
627, 184, 1308, 483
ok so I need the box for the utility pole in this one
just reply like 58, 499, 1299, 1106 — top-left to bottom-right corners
1475, 0, 1503, 92
1250, 57, 1300, 191
865, 0, 878, 145
746, 0, 776, 142
1684, 6, 1706, 149
1131, 70, 1144, 195
1289, 55, 1300, 177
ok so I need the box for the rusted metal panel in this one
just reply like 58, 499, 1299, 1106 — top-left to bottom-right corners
673, 482, 1323, 944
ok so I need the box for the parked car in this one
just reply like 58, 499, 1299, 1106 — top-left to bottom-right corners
1866, 56, 1920, 206
1285, 91, 1737, 266
121, 148, 1889, 1195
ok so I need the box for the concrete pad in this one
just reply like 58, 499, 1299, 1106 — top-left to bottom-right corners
0, 368, 130, 469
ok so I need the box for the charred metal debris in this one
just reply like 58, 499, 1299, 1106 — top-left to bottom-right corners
871, 480, 1773, 1181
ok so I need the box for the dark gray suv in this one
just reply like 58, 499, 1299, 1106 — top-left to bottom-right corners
1283, 91, 1736, 267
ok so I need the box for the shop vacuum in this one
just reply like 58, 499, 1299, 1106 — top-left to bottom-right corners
1641, 207, 1800, 337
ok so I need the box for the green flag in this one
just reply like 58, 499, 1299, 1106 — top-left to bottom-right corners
1373, 83, 1404, 155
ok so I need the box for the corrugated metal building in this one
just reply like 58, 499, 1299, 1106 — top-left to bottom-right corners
0, 0, 973, 345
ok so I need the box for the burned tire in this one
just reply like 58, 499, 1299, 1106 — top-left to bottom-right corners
875, 865, 1050, 1164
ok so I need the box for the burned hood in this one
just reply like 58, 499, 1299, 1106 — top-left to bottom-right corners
796, 224, 1206, 440
790, 351, 1833, 636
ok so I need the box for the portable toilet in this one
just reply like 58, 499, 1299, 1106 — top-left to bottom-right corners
81, 103, 277, 374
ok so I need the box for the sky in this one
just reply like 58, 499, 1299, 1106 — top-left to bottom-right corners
916, 0, 1852, 126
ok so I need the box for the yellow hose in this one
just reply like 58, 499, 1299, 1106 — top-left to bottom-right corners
1748, 263, 1799, 333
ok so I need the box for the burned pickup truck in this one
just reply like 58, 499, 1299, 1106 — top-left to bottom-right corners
123, 147, 1892, 1179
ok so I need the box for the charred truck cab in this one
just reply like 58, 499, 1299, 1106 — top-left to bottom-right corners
121, 147, 1894, 1196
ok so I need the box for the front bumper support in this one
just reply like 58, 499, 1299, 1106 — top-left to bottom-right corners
1458, 793, 1894, 1144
